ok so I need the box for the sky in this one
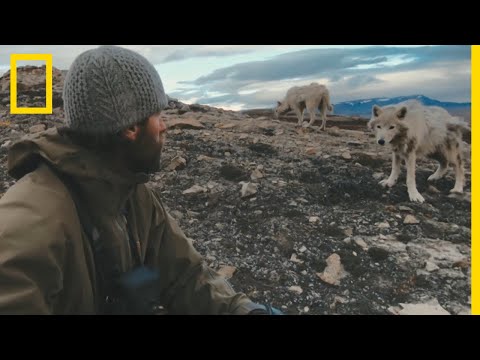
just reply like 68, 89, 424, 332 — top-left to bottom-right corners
0, 45, 471, 111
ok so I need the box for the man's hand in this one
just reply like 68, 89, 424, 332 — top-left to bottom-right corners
249, 304, 284, 315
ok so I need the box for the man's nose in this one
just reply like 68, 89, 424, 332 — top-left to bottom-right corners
378, 139, 385, 145
159, 119, 167, 133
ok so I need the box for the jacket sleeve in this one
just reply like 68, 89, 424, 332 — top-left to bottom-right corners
0, 178, 66, 315
145, 189, 261, 315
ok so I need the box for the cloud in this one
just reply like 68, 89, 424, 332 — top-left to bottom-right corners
180, 45, 470, 108
161, 47, 253, 63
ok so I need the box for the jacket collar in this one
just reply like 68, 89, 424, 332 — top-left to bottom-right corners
8, 127, 151, 216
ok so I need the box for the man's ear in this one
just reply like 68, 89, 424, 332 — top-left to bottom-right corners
123, 125, 141, 141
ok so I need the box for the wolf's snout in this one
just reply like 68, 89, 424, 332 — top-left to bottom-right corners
378, 139, 385, 145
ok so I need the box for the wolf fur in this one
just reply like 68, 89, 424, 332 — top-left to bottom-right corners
368, 100, 470, 203
274, 83, 333, 130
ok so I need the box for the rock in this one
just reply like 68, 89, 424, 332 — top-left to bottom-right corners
240, 182, 258, 198
166, 118, 205, 129
353, 237, 368, 250
290, 253, 304, 264
29, 124, 46, 133
166, 156, 187, 171
1, 140, 11, 148
182, 185, 207, 195
376, 222, 390, 229
403, 215, 420, 224
425, 261, 439, 272
341, 151, 351, 160
452, 259, 470, 269
197, 155, 216, 162
170, 210, 183, 220
288, 286, 303, 295
250, 168, 264, 180
396, 299, 450, 315
215, 122, 237, 129
316, 253, 348, 286
217, 265, 237, 280
275, 232, 294, 254
368, 247, 389, 261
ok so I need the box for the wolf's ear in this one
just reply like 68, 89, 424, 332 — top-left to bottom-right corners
372, 105, 382, 117
396, 107, 407, 120
277, 101, 282, 107
367, 119, 375, 130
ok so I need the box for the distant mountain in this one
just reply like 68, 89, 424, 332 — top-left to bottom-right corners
333, 95, 471, 117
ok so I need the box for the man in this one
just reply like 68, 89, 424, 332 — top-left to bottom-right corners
0, 45, 281, 315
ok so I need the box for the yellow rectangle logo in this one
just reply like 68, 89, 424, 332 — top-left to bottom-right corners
10, 54, 53, 114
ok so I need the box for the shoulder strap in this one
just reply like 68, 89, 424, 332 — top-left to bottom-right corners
45, 163, 109, 311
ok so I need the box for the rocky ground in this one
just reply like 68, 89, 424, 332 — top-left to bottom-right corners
0, 67, 472, 315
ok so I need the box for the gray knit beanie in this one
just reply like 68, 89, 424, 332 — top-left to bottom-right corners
63, 45, 168, 134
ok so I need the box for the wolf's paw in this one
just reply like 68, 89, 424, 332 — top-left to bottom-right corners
408, 191, 425, 203
379, 179, 396, 188
450, 187, 464, 194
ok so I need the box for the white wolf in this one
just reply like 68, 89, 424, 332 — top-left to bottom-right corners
274, 83, 333, 130
368, 100, 469, 203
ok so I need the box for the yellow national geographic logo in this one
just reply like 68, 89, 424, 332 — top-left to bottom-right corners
10, 54, 53, 115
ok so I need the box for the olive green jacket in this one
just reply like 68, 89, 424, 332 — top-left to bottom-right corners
0, 128, 257, 314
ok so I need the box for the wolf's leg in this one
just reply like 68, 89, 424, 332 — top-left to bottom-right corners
451, 152, 465, 193
380, 153, 401, 188
320, 111, 327, 131
306, 108, 316, 128
405, 152, 425, 203
320, 97, 328, 131
295, 108, 304, 126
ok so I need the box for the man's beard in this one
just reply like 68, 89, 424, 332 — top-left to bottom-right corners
123, 129, 163, 174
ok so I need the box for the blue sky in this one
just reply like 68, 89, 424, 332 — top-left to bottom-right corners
0, 45, 471, 110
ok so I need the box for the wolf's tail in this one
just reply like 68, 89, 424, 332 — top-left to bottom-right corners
324, 91, 334, 113
448, 118, 471, 143
448, 122, 471, 135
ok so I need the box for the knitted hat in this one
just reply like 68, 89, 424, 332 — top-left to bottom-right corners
63, 45, 168, 134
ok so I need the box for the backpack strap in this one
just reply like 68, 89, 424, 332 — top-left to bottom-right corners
45, 163, 109, 312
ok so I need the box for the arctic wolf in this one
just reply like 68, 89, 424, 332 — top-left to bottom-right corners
368, 100, 469, 203
274, 83, 333, 130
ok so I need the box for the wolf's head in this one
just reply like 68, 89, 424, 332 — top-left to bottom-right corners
273, 101, 291, 119
368, 104, 408, 146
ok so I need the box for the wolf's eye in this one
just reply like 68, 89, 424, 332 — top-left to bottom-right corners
377, 125, 381, 129
389, 126, 395, 129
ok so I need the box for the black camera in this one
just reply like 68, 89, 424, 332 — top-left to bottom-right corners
104, 266, 166, 315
